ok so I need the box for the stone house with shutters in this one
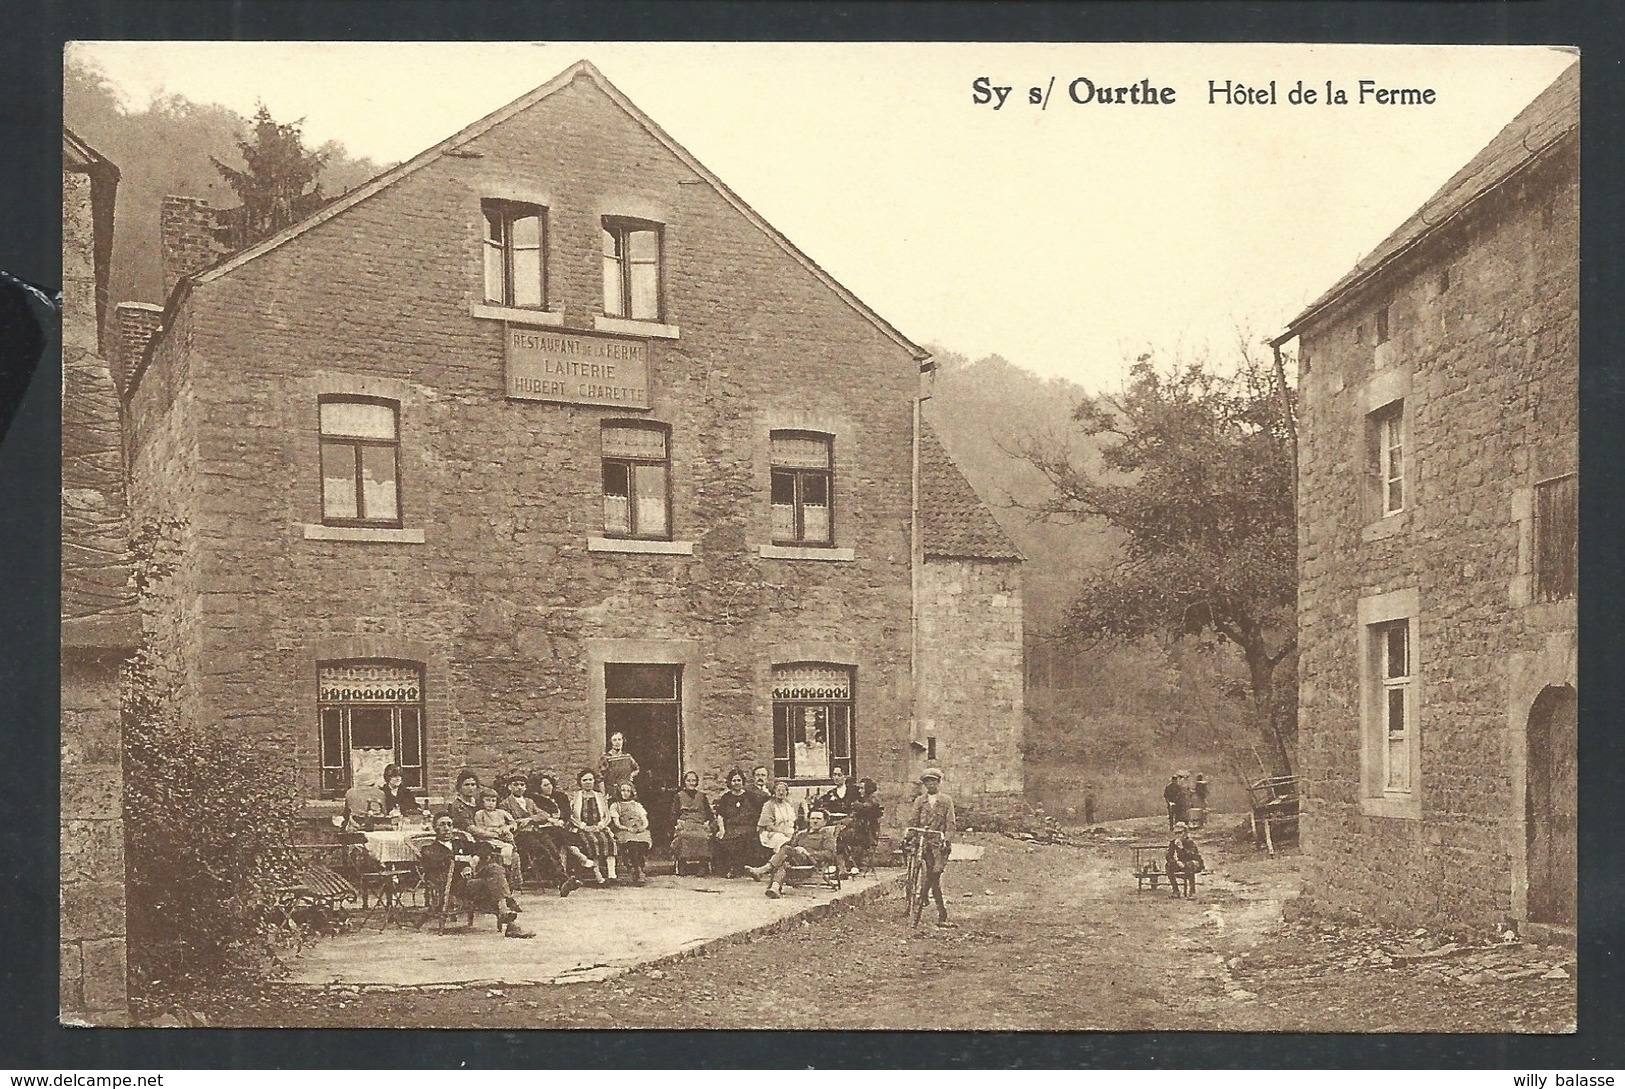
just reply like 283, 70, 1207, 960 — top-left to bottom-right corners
1276, 64, 1577, 932
62, 127, 133, 1024
115, 60, 1024, 842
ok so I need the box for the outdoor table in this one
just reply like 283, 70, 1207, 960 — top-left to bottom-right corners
357, 829, 434, 926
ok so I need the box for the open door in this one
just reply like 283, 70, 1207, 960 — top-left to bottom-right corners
604, 664, 683, 858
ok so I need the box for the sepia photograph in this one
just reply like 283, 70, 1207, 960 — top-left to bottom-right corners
59, 40, 1577, 1032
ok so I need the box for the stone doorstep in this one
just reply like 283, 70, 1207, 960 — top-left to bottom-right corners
284, 871, 907, 995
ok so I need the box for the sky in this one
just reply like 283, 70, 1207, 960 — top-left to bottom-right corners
69, 41, 1577, 392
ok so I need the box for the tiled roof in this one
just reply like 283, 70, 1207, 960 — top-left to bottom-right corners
921, 422, 1023, 561
1280, 60, 1578, 339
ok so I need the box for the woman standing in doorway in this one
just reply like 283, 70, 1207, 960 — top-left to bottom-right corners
598, 732, 641, 803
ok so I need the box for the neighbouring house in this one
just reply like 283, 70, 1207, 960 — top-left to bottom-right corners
116, 60, 1023, 843
1277, 64, 1577, 931
61, 127, 134, 1024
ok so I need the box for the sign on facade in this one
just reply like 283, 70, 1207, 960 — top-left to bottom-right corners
505, 327, 650, 409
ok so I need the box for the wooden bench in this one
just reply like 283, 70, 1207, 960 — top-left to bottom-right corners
1132, 844, 1197, 893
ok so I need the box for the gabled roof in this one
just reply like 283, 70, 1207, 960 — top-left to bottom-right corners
1278, 60, 1578, 342
921, 422, 1024, 562
191, 60, 929, 362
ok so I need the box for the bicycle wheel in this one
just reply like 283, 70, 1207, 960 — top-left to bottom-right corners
910, 854, 931, 928
903, 850, 920, 919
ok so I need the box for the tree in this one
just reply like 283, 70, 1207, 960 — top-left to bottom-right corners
211, 104, 330, 250
1020, 348, 1298, 777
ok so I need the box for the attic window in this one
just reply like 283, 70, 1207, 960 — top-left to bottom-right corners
602, 218, 662, 321
483, 200, 546, 309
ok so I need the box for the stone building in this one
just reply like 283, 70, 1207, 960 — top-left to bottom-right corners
1277, 65, 1577, 931
119, 61, 1022, 834
62, 127, 133, 1023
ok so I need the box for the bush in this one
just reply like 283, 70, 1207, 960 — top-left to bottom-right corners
122, 649, 305, 994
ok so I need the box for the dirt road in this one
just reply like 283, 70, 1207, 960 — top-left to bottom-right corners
165, 821, 1575, 1031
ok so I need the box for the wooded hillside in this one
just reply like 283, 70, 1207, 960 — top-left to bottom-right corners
65, 55, 387, 307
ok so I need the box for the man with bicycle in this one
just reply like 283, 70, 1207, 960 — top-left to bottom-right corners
907, 767, 956, 928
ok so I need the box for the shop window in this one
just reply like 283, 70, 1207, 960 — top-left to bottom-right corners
602, 218, 662, 321
770, 431, 834, 546
482, 200, 546, 309
319, 397, 401, 527
602, 422, 671, 540
1369, 619, 1414, 794
318, 661, 426, 794
772, 663, 854, 783
1366, 400, 1405, 519
1534, 473, 1577, 602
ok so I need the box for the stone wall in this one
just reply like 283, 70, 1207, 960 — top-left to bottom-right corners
1295, 138, 1578, 930
916, 558, 1025, 798
61, 162, 132, 1024
128, 71, 938, 803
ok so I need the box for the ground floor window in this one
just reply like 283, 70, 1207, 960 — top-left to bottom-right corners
772, 663, 854, 783
318, 661, 425, 793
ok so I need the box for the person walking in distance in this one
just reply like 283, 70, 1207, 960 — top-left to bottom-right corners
1164, 771, 1191, 831
908, 768, 956, 928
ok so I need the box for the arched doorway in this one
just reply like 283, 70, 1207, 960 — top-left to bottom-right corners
1526, 684, 1577, 926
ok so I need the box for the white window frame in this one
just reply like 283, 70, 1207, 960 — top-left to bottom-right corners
1378, 403, 1405, 517
1357, 588, 1421, 819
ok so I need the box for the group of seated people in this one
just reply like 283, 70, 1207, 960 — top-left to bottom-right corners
341, 760, 885, 937
677, 765, 884, 897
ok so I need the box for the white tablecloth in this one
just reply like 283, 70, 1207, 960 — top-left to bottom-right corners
362, 829, 433, 864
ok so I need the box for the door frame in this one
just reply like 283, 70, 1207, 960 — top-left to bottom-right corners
1507, 631, 1578, 926
1524, 683, 1577, 925
585, 638, 701, 781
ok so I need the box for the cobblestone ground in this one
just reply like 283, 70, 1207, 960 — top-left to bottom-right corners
154, 819, 1576, 1031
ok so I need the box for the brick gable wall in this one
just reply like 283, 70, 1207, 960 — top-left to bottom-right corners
130, 73, 940, 803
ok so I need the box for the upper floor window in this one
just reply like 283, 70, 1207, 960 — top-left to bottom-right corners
602, 421, 671, 540
1534, 473, 1577, 602
320, 397, 401, 528
1367, 401, 1405, 518
318, 660, 426, 795
1375, 304, 1391, 346
602, 218, 662, 321
483, 200, 546, 309
770, 431, 834, 546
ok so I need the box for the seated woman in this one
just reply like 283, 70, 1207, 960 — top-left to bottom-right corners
380, 764, 422, 820
711, 768, 759, 878
607, 781, 653, 886
530, 774, 596, 894
569, 769, 617, 884
840, 777, 884, 875
670, 771, 717, 875
757, 778, 799, 854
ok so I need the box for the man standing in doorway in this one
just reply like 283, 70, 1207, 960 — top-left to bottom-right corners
908, 767, 956, 928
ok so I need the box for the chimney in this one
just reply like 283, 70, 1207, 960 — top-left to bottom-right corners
159, 195, 226, 299
112, 302, 165, 395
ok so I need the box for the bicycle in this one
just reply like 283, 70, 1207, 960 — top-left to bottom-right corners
901, 826, 945, 927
